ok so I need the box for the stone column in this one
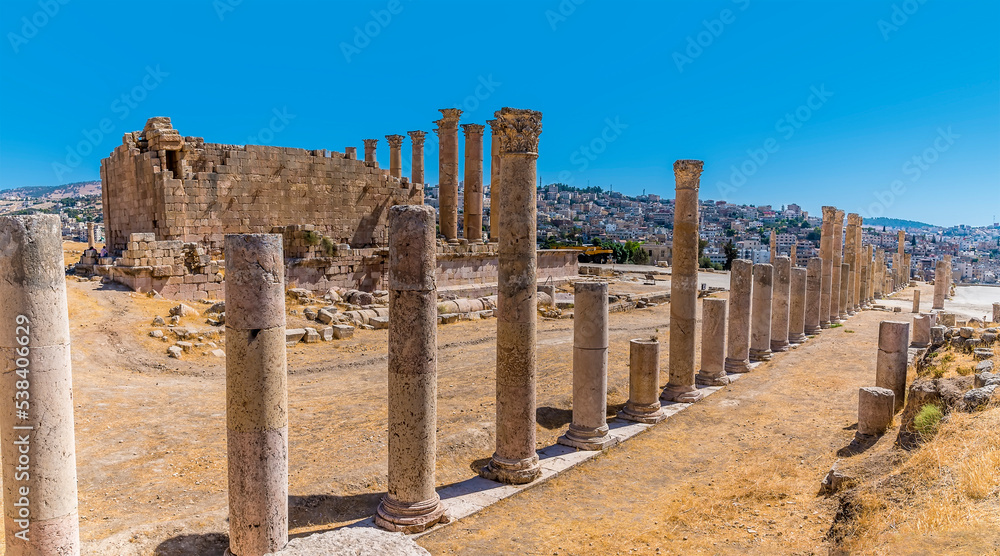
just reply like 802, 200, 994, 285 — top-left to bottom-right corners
876, 320, 909, 413
844, 213, 858, 314
819, 206, 836, 328
897, 230, 906, 288
874, 248, 884, 298
943, 254, 952, 298
804, 257, 822, 335
853, 218, 864, 311
87, 221, 95, 249
912, 290, 921, 313
559, 282, 615, 449
407, 131, 426, 185
663, 160, 705, 403
225, 234, 288, 556
481, 107, 542, 485
839, 263, 850, 320
857, 387, 895, 437
619, 339, 666, 423
462, 124, 485, 243
770, 256, 790, 352
385, 134, 404, 179
993, 302, 1000, 324
0, 215, 81, 555
487, 119, 501, 242
832, 209, 846, 321
363, 138, 378, 164
749, 263, 773, 362
932, 260, 947, 309
435, 108, 462, 242
904, 253, 912, 286
865, 244, 874, 305
376, 205, 447, 533
724, 259, 752, 374
790, 243, 797, 267
911, 314, 931, 348
769, 229, 776, 261
697, 298, 730, 386
859, 262, 869, 311
789, 266, 807, 343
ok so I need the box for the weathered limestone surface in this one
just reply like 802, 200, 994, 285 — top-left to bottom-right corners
376, 205, 446, 533
481, 108, 542, 485
789, 266, 807, 343
225, 234, 288, 556
853, 216, 864, 311
770, 256, 791, 352
819, 206, 835, 328
911, 314, 931, 348
839, 263, 850, 320
87, 221, 95, 248
487, 119, 501, 242
844, 213, 858, 313
912, 290, 921, 313
876, 320, 910, 413
857, 386, 895, 436
435, 108, 462, 242
933, 260, 947, 309
750, 263, 773, 362
994, 302, 1000, 324
386, 134, 404, 179
0, 215, 81, 555
697, 298, 731, 386
408, 131, 426, 185
805, 257, 822, 335
724, 259, 752, 373
364, 138, 378, 163
620, 339, 667, 423
462, 124, 485, 243
663, 160, 705, 403
832, 209, 846, 321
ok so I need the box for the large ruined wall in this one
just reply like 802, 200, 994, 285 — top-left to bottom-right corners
101, 117, 423, 255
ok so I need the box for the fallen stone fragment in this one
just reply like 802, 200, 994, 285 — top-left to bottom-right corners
152, 316, 166, 326
303, 327, 320, 343
176, 341, 194, 353
819, 460, 855, 495
169, 303, 198, 317
150, 330, 164, 339
319, 327, 334, 341
316, 309, 336, 324
210, 349, 226, 358
286, 328, 306, 346
371, 316, 389, 329
303, 307, 318, 321
963, 385, 997, 411
167, 346, 183, 358
331, 324, 354, 339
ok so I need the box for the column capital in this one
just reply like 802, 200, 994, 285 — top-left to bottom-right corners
363, 138, 378, 149
385, 134, 405, 148
673, 159, 703, 190
461, 123, 485, 136
822, 206, 837, 219
835, 209, 845, 221
493, 107, 543, 155
847, 213, 862, 226
487, 119, 501, 135
434, 108, 462, 130
407, 130, 426, 144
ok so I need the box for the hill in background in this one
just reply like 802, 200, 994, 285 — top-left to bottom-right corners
0, 181, 101, 201
862, 216, 936, 229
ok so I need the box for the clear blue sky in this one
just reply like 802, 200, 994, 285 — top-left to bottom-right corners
1, 0, 997, 226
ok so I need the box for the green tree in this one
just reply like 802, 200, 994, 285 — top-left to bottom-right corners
723, 241, 739, 270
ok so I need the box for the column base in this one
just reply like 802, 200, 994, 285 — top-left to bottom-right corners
447, 239, 461, 245
749, 348, 772, 362
375, 495, 448, 534
661, 384, 706, 403
557, 423, 617, 451
910, 341, 928, 348
618, 401, 667, 424
789, 333, 808, 344
480, 452, 541, 485
820, 321, 831, 329
848, 309, 857, 316
839, 312, 849, 320
804, 325, 821, 335
770, 340, 789, 352
696, 370, 731, 386
724, 357, 751, 374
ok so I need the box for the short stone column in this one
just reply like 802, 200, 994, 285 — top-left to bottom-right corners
376, 205, 447, 533
819, 206, 836, 328
407, 131, 426, 185
857, 387, 895, 437
911, 314, 931, 348
559, 282, 615, 449
789, 266, 807, 343
461, 123, 485, 243
225, 234, 288, 555
87, 221, 95, 248
839, 263, 850, 319
481, 107, 542, 485
363, 138, 378, 164
0, 215, 81, 555
486, 119, 501, 242
804, 257, 822, 335
832, 209, 846, 321
663, 160, 705, 403
932, 260, 947, 309
770, 256, 791, 352
385, 134, 404, 179
912, 290, 921, 313
697, 298, 730, 385
619, 338, 667, 423
435, 108, 462, 242
724, 259, 752, 373
930, 325, 946, 346
749, 263, 773, 362
994, 302, 1000, 324
875, 320, 910, 413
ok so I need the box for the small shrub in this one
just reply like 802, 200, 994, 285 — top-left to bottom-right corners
914, 404, 943, 439
956, 366, 974, 376
940, 353, 955, 364
830, 323, 843, 328
303, 230, 322, 246
845, 329, 855, 333
931, 366, 947, 379
321, 237, 335, 257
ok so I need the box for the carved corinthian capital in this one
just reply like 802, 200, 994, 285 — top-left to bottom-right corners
673, 159, 703, 191
494, 107, 542, 155
385, 134, 404, 148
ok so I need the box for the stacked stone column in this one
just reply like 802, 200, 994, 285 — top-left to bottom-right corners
932, 260, 947, 309
435, 108, 462, 242
363, 138, 378, 164
408, 131, 426, 185
87, 221, 95, 249
0, 215, 81, 555
819, 206, 836, 328
853, 217, 864, 311
559, 282, 615, 449
770, 256, 791, 352
912, 290, 921, 313
376, 205, 446, 532
487, 119, 501, 242
697, 298, 730, 385
225, 234, 288, 556
865, 244, 875, 305
769, 229, 777, 261
804, 257, 822, 334
749, 263, 773, 362
844, 213, 858, 314
462, 124, 485, 243
897, 230, 906, 289
874, 248, 885, 298
385, 134, 404, 179
876, 321, 910, 413
724, 259, 752, 373
663, 160, 705, 403
943, 254, 952, 298
839, 263, 850, 319
911, 314, 931, 348
904, 253, 911, 286
481, 107, 542, 485
790, 244, 797, 267
833, 209, 846, 321
789, 266, 807, 343
619, 339, 667, 423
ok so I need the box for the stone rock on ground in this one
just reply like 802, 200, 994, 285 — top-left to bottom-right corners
205, 301, 226, 315
317, 308, 336, 325
167, 346, 182, 358
266, 527, 430, 556
964, 385, 997, 411
286, 328, 307, 346
331, 324, 354, 339
152, 316, 165, 326
371, 316, 389, 330
169, 303, 198, 317
819, 460, 855, 495
303, 327, 321, 343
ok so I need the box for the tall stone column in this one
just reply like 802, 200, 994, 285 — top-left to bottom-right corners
481, 107, 542, 485
853, 217, 864, 311
804, 257, 822, 334
749, 263, 773, 362
993, 302, 1000, 324
697, 298, 730, 386
769, 229, 777, 261
844, 213, 859, 314
789, 266, 807, 343
363, 138, 378, 164
897, 230, 906, 288
943, 254, 952, 298
462, 123, 485, 243
225, 234, 288, 556
790, 243, 797, 267
487, 119, 501, 242
832, 209, 846, 321
619, 339, 667, 423
876, 320, 910, 413
407, 131, 426, 185
770, 256, 791, 352
932, 260, 947, 309
724, 259, 752, 374
434, 108, 462, 243
904, 253, 911, 286
860, 263, 869, 310
87, 221, 95, 249
559, 282, 615, 449
839, 263, 850, 318
912, 290, 921, 313
663, 160, 705, 403
385, 134, 404, 179
865, 244, 875, 304
819, 206, 836, 328
0, 215, 81, 555
376, 205, 447, 533
874, 248, 884, 298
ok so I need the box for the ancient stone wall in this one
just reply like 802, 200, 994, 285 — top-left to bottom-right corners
100, 117, 423, 256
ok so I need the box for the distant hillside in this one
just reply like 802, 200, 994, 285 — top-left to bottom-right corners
863, 217, 936, 229
0, 181, 101, 200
